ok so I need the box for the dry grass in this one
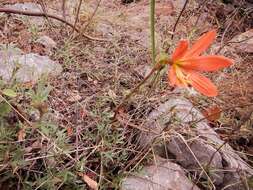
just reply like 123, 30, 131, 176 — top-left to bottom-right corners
0, 0, 252, 189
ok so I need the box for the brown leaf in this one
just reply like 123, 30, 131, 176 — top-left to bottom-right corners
78, 172, 98, 190
18, 128, 26, 141
202, 106, 221, 122
67, 126, 73, 137
80, 107, 88, 119
67, 91, 82, 102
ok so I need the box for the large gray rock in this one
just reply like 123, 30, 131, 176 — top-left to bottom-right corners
230, 29, 253, 53
4, 3, 45, 26
138, 97, 253, 189
121, 159, 200, 190
0, 45, 62, 83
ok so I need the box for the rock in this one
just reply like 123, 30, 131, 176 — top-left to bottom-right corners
230, 29, 253, 53
5, 2, 42, 13
121, 158, 200, 190
0, 44, 62, 83
95, 22, 114, 38
0, 45, 23, 82
36, 35, 57, 50
166, 137, 224, 185
138, 97, 253, 189
4, 3, 45, 26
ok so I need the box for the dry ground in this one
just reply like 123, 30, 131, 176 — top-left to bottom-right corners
0, 0, 252, 189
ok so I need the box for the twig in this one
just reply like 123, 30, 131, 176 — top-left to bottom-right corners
73, 0, 83, 33
62, 0, 66, 19
189, 103, 253, 126
233, 106, 253, 133
192, 140, 227, 189
218, 8, 239, 53
193, 0, 209, 27
0, 7, 107, 41
83, 0, 102, 31
216, 35, 253, 54
171, 0, 189, 41
176, 133, 216, 190
113, 64, 164, 118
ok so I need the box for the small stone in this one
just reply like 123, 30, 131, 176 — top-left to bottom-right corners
36, 36, 57, 50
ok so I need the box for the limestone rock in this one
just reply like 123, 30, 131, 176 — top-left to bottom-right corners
4, 3, 45, 26
0, 45, 62, 83
121, 159, 200, 190
138, 97, 253, 189
230, 29, 253, 53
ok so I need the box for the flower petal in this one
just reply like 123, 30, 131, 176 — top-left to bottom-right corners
172, 40, 189, 61
184, 30, 216, 57
188, 71, 218, 97
181, 55, 233, 71
168, 66, 177, 86
168, 66, 186, 87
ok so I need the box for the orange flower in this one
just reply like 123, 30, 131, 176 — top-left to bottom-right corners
168, 30, 233, 97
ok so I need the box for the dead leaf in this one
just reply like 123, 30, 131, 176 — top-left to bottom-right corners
21, 81, 35, 88
78, 172, 98, 190
108, 89, 117, 100
202, 106, 221, 122
67, 91, 82, 102
67, 126, 73, 137
18, 128, 26, 141
80, 107, 88, 118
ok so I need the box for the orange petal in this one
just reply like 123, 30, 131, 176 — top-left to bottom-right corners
188, 71, 218, 97
172, 40, 189, 61
168, 66, 186, 87
168, 66, 177, 86
184, 30, 216, 57
181, 55, 233, 71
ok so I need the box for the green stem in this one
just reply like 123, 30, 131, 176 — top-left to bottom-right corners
150, 0, 156, 65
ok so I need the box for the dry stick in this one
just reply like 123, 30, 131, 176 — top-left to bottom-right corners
0, 95, 74, 167
0, 7, 107, 41
83, 0, 102, 31
218, 8, 239, 52
233, 106, 253, 132
37, 0, 54, 30
176, 133, 216, 190
191, 141, 227, 190
73, 0, 83, 33
113, 64, 164, 117
189, 104, 253, 188
189, 103, 253, 126
193, 0, 210, 27
216, 35, 253, 54
38, 0, 49, 21
170, 0, 189, 41
0, 96, 111, 184
62, 0, 66, 20
166, 0, 189, 53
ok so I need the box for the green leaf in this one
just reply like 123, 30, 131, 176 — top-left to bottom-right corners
0, 103, 11, 117
2, 89, 17, 98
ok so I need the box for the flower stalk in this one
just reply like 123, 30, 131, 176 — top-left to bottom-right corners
150, 0, 156, 65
